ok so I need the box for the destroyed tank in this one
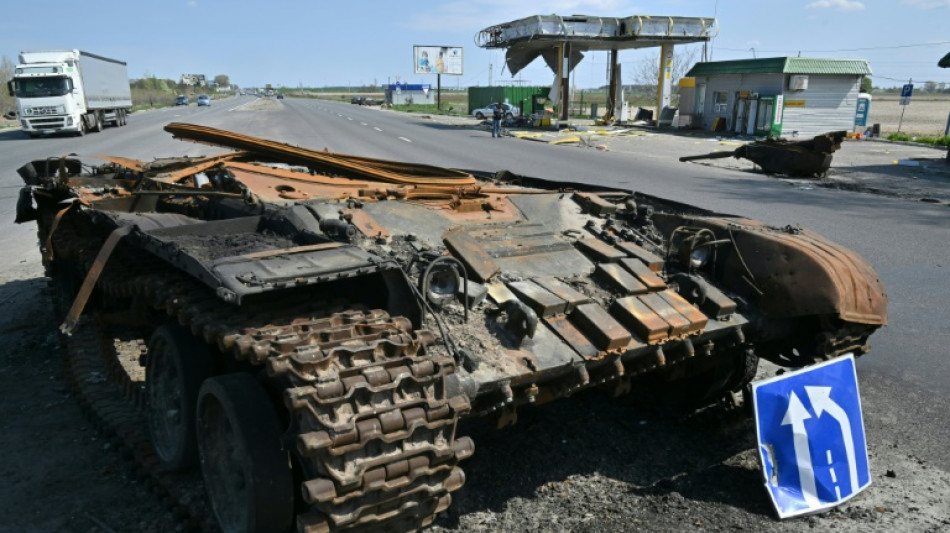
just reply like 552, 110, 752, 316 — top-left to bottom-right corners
679, 131, 847, 178
15, 124, 887, 533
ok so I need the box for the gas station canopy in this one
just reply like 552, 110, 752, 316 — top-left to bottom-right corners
476, 14, 718, 75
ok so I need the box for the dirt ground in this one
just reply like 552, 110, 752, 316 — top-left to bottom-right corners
0, 274, 182, 533
865, 96, 950, 138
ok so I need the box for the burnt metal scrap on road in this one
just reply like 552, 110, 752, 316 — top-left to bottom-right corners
14, 124, 886, 532
680, 131, 847, 178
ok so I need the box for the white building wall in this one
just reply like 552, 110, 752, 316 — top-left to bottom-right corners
389, 91, 435, 105
780, 75, 861, 138
695, 74, 784, 131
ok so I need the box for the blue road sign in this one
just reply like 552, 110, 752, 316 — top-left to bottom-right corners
753, 354, 870, 518
899, 84, 914, 106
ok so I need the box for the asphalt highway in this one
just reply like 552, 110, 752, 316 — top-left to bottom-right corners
0, 93, 947, 480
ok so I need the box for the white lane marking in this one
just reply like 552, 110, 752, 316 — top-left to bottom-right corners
373, 127, 382, 132
827, 449, 840, 497
360, 122, 368, 126
398, 136, 412, 143
347, 117, 353, 121
807, 386, 859, 495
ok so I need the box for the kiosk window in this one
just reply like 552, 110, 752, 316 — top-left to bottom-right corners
713, 92, 728, 113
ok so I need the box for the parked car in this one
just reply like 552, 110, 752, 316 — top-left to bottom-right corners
351, 96, 382, 106
472, 102, 519, 120
175, 95, 188, 106
197, 94, 211, 107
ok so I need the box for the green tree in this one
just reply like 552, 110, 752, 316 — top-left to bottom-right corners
860, 76, 873, 93
214, 74, 230, 87
631, 46, 701, 98
0, 55, 15, 118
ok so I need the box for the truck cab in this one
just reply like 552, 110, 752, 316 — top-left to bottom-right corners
10, 58, 84, 135
10, 50, 131, 137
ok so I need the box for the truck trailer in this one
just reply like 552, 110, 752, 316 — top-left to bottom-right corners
8, 50, 131, 138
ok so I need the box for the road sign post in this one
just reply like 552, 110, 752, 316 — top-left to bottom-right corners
753, 354, 871, 518
898, 83, 913, 133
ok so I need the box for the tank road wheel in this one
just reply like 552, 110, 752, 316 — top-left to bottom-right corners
146, 324, 214, 470
196, 373, 294, 533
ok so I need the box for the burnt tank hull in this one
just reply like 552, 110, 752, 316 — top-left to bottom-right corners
16, 124, 886, 532
680, 131, 847, 178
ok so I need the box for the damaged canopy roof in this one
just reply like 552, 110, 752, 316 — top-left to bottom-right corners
477, 14, 718, 76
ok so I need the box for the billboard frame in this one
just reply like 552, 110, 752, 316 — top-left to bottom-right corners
413, 45, 463, 76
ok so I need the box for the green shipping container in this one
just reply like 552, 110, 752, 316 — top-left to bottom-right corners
468, 86, 550, 116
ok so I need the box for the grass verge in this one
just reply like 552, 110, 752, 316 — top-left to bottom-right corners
886, 132, 950, 147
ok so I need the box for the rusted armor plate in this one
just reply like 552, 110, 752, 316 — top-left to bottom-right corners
444, 229, 500, 283
610, 296, 669, 344
545, 315, 600, 358
531, 277, 591, 313
615, 241, 664, 272
569, 303, 632, 352
638, 292, 691, 338
575, 238, 627, 263
619, 257, 667, 290
572, 192, 618, 216
508, 280, 567, 317
658, 290, 707, 336
595, 263, 648, 295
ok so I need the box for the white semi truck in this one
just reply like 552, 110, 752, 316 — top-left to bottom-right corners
7, 50, 132, 137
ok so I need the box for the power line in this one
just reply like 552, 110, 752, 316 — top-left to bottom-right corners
716, 40, 950, 54
873, 74, 950, 83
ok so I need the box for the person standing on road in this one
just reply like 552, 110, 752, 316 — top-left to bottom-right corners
492, 103, 503, 138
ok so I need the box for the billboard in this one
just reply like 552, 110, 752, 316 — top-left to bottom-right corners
413, 46, 463, 75
180, 74, 206, 86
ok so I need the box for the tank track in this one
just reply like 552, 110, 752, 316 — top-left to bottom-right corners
52, 226, 474, 532
61, 317, 216, 531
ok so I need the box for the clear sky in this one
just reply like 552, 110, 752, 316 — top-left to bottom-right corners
3, 1, 948, 90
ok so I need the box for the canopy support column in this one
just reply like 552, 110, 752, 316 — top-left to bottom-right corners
656, 43, 674, 125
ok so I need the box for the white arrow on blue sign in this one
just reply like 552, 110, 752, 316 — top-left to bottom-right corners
753, 354, 871, 518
